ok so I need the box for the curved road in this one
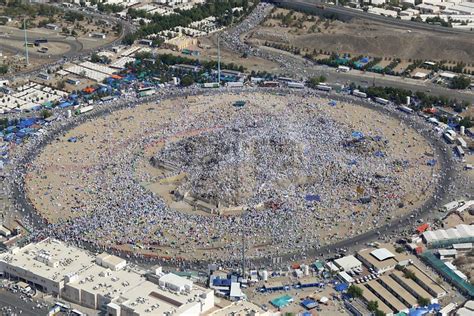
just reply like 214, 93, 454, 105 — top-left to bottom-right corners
7, 87, 458, 270
0, 5, 133, 78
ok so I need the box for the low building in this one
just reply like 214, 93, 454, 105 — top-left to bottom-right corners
416, 3, 441, 13
422, 224, 474, 247
334, 255, 362, 272
357, 248, 398, 274
0, 239, 215, 315
163, 36, 198, 50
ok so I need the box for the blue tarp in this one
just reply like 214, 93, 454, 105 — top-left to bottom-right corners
59, 102, 72, 108
5, 126, 16, 133
305, 194, 321, 202
428, 303, 441, 311
18, 118, 36, 129
374, 151, 385, 158
348, 159, 358, 165
408, 307, 429, 316
427, 159, 437, 166
4, 134, 14, 141
329, 100, 337, 106
335, 283, 349, 292
352, 131, 364, 139
301, 299, 318, 309
212, 278, 232, 287
68, 137, 78, 143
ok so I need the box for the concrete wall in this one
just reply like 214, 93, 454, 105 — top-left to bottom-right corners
62, 284, 81, 304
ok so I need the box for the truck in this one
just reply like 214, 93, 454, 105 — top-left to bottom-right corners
316, 84, 332, 92
261, 81, 280, 88
287, 82, 305, 89
457, 137, 467, 149
337, 65, 350, 73
352, 89, 367, 98
225, 81, 244, 88
34, 38, 48, 46
398, 105, 414, 114
455, 145, 465, 157
443, 133, 455, 144
440, 200, 465, 212
75, 105, 94, 115
202, 82, 220, 88
138, 87, 156, 97
374, 97, 389, 105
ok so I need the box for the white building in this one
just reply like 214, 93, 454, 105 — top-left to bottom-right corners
0, 239, 215, 316
416, 3, 441, 13
333, 255, 362, 272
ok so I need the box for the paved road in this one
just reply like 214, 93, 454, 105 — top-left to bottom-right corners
271, 0, 474, 35
5, 87, 460, 271
0, 289, 49, 316
0, 5, 133, 79
0, 34, 83, 58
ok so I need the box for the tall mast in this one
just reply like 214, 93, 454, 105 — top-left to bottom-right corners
24, 19, 29, 66
217, 36, 221, 84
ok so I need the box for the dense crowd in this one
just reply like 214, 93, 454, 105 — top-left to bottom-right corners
0, 3, 463, 269
4, 88, 441, 266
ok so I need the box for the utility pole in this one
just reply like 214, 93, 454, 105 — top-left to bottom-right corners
217, 36, 221, 84
241, 211, 246, 278
23, 18, 29, 66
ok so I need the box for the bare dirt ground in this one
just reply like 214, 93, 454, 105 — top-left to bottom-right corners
247, 8, 474, 63
25, 92, 439, 260
156, 36, 280, 73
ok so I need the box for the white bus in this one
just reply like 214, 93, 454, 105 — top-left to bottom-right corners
352, 90, 367, 98
455, 145, 465, 157
398, 105, 414, 114
375, 97, 389, 105
316, 84, 332, 92
443, 133, 455, 144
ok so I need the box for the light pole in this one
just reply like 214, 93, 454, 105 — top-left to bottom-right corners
217, 35, 221, 84
23, 18, 29, 66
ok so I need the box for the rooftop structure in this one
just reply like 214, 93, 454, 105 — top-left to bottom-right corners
333, 255, 362, 272
422, 224, 474, 247
357, 247, 407, 274
0, 239, 215, 315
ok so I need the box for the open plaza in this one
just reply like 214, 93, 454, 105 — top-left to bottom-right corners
22, 91, 442, 264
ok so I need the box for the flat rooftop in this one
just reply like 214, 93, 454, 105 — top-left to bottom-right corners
0, 239, 95, 282
366, 280, 407, 312
378, 275, 417, 307
390, 270, 433, 300
120, 279, 212, 315
406, 265, 446, 296
68, 264, 145, 300
359, 284, 393, 315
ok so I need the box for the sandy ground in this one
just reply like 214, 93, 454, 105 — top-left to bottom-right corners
248, 8, 474, 63
25, 92, 439, 260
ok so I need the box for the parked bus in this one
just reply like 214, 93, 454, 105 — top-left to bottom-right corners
352, 89, 367, 98
375, 97, 389, 105
398, 105, 414, 114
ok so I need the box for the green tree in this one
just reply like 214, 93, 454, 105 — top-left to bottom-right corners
0, 64, 8, 74
374, 310, 386, 316
180, 75, 194, 87
403, 269, 416, 281
347, 285, 363, 298
367, 300, 379, 312
417, 297, 430, 306
307, 75, 327, 88
40, 109, 52, 119
450, 76, 471, 89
